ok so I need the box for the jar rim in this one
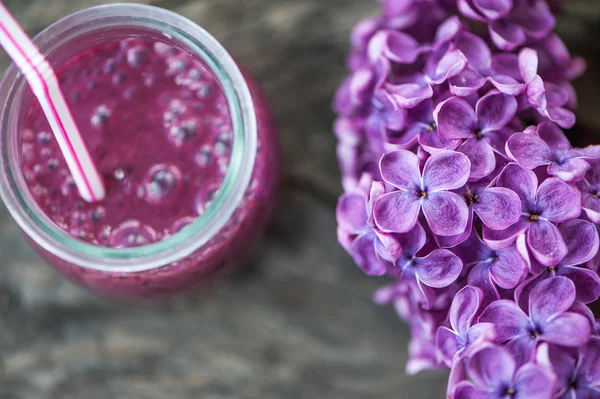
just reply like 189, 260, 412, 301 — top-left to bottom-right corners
0, 3, 257, 272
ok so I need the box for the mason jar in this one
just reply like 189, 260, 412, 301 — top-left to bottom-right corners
0, 4, 279, 299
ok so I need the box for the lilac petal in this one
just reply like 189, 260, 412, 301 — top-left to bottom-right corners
336, 193, 367, 234
560, 266, 600, 304
374, 191, 421, 233
513, 363, 554, 399
515, 0, 556, 38
559, 219, 599, 266
527, 219, 567, 266
537, 178, 581, 222
488, 74, 527, 96
491, 53, 522, 80
514, 274, 545, 312
468, 262, 500, 308
436, 327, 461, 366
418, 129, 462, 154
449, 69, 487, 97
574, 387, 600, 399
496, 164, 537, 207
434, 209, 473, 249
459, 138, 496, 181
429, 49, 468, 84
570, 302, 598, 335
490, 20, 526, 52
385, 82, 433, 108
423, 191, 469, 236
506, 133, 553, 170
479, 299, 530, 342
546, 106, 576, 129
457, 0, 487, 21
463, 323, 496, 358
434, 16, 462, 48
536, 121, 570, 151
422, 151, 470, 193
467, 345, 516, 392
450, 285, 483, 336
485, 127, 514, 157
505, 335, 537, 367
379, 150, 421, 190
382, 30, 423, 64
397, 222, 427, 257
475, 187, 522, 231
537, 343, 576, 395
457, 32, 492, 73
529, 276, 576, 323
414, 249, 462, 288
483, 218, 529, 250
352, 232, 388, 276
548, 157, 591, 182
476, 92, 518, 131
582, 193, 600, 224
580, 337, 600, 386
473, 0, 513, 21
447, 358, 467, 399
542, 312, 591, 347
526, 75, 547, 110
454, 383, 497, 399
435, 97, 477, 140
518, 48, 539, 84
416, 278, 438, 310
490, 244, 527, 289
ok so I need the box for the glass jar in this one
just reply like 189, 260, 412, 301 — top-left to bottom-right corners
0, 4, 279, 299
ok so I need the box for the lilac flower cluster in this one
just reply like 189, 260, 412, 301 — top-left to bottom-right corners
333, 1, 600, 397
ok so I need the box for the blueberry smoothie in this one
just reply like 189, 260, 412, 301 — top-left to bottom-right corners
19, 39, 278, 298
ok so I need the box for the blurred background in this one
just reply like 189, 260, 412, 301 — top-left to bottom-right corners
1, 1, 599, 398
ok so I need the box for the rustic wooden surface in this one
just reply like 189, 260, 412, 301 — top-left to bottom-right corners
0, 1, 598, 398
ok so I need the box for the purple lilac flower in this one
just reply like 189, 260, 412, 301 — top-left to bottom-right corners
458, 0, 555, 52
483, 163, 581, 266
479, 277, 591, 366
436, 285, 495, 367
515, 219, 600, 308
454, 230, 528, 307
454, 345, 554, 399
337, 175, 399, 276
392, 222, 463, 307
537, 338, 600, 398
578, 161, 600, 224
435, 91, 517, 180
333, 1, 595, 397
374, 150, 471, 236
507, 121, 600, 182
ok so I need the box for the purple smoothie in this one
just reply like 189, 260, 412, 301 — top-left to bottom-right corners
20, 39, 279, 298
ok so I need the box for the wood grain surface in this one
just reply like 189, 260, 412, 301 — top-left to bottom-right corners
1, 1, 598, 398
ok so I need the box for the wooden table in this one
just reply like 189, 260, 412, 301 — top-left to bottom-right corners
1, 1, 599, 398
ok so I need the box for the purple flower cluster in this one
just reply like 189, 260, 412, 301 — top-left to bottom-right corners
334, 1, 600, 398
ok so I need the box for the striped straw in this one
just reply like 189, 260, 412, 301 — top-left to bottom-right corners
0, 3, 105, 202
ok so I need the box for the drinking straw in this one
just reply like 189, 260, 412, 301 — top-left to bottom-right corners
0, 3, 105, 202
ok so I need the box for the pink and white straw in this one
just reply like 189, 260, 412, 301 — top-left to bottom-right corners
0, 3, 105, 202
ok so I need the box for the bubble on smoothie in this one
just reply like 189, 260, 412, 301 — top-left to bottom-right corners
61, 176, 77, 196
91, 105, 111, 127
22, 129, 34, 142
114, 168, 126, 181
40, 147, 53, 160
37, 131, 52, 145
112, 72, 127, 85
87, 80, 97, 90
143, 73, 157, 87
90, 206, 106, 223
47, 158, 60, 172
153, 42, 179, 57
167, 58, 188, 74
110, 220, 157, 248
196, 83, 213, 99
143, 164, 182, 204
127, 47, 149, 68
194, 146, 213, 167
103, 58, 116, 74
70, 211, 87, 226
214, 132, 232, 156
123, 87, 137, 100
168, 120, 197, 147
22, 143, 36, 166
170, 216, 195, 234
189, 68, 202, 81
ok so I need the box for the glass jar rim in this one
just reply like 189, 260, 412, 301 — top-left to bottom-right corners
0, 3, 257, 272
